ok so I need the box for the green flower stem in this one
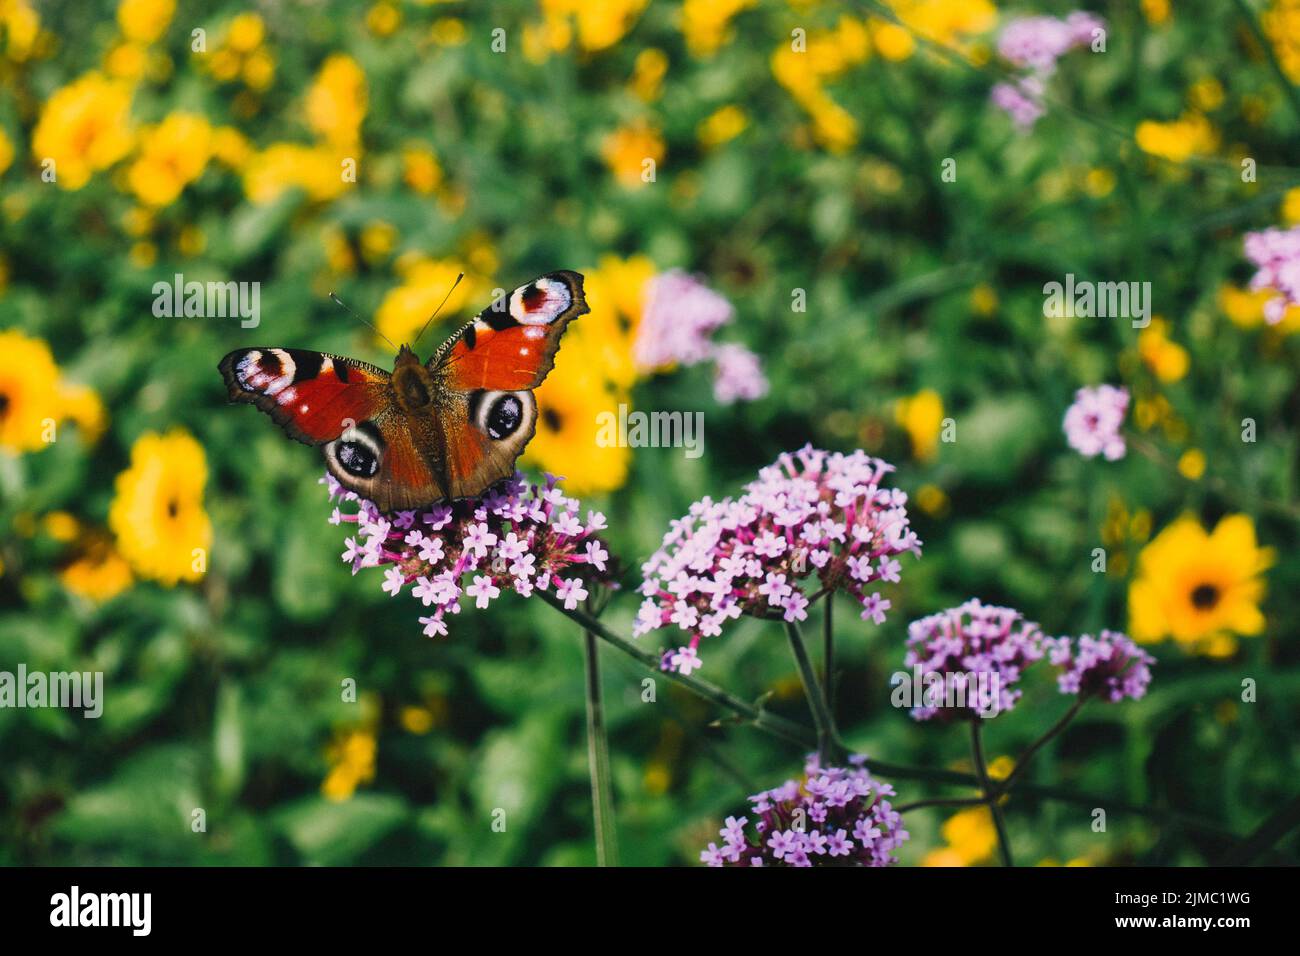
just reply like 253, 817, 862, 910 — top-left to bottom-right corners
970, 721, 1015, 867
823, 597, 835, 714
582, 629, 619, 867
996, 699, 1085, 794
785, 620, 847, 766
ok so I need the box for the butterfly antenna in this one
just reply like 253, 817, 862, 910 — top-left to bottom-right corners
413, 272, 465, 349
329, 292, 398, 352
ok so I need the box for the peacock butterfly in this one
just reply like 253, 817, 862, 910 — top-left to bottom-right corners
218, 271, 588, 512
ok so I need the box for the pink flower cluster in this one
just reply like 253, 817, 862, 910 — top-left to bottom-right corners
904, 599, 1046, 721
635, 445, 921, 675
635, 270, 769, 404
1045, 631, 1155, 703
1063, 384, 1128, 460
323, 471, 615, 637
991, 12, 1105, 131
904, 600, 1155, 721
1243, 226, 1300, 325
700, 754, 909, 867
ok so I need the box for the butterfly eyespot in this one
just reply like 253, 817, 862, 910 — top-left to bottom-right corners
487, 394, 523, 439
337, 440, 379, 477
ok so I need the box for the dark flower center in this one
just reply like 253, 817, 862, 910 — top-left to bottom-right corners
1191, 583, 1220, 610
0, 391, 9, 419
167, 498, 179, 519
543, 408, 563, 432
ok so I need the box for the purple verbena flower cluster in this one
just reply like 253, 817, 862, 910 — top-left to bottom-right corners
323, 471, 615, 637
1063, 384, 1129, 461
904, 599, 1045, 720
634, 269, 768, 404
1045, 630, 1155, 702
1243, 226, 1300, 325
700, 754, 909, 867
991, 12, 1105, 131
635, 445, 921, 675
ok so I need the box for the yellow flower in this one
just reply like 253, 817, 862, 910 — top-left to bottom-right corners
525, 360, 631, 496
601, 120, 663, 188
1188, 77, 1224, 112
109, 429, 213, 586
1137, 319, 1189, 383
104, 41, 148, 80
1264, 0, 1300, 83
1177, 448, 1206, 481
681, 0, 756, 57
697, 104, 748, 148
1135, 112, 1218, 164
915, 483, 948, 516
322, 729, 377, 801
242, 143, 351, 204
211, 126, 252, 169
584, 253, 653, 387
31, 72, 134, 191
544, 0, 648, 52
882, 0, 995, 52
870, 21, 915, 60
1218, 282, 1300, 332
928, 806, 998, 866
242, 48, 275, 91
126, 112, 213, 207
306, 54, 367, 148
0, 331, 103, 452
1129, 514, 1274, 651
60, 538, 133, 603
360, 220, 397, 263
399, 706, 434, 734
1141, 0, 1171, 25
374, 257, 482, 346
401, 143, 442, 195
1, 0, 41, 62
894, 389, 944, 461
177, 224, 206, 257
1283, 186, 1300, 225
629, 47, 667, 101
367, 2, 402, 36
117, 0, 174, 45
0, 126, 12, 175
227, 12, 265, 53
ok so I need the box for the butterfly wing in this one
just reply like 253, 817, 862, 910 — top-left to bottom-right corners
427, 271, 588, 498
218, 347, 447, 510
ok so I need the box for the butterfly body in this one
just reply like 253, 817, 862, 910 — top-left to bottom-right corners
219, 271, 587, 512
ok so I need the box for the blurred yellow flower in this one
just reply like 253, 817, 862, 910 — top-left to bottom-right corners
1137, 319, 1189, 383
1188, 77, 1224, 112
895, 389, 944, 461
584, 253, 653, 386
1, 0, 41, 62
177, 224, 206, 257
1283, 186, 1300, 225
61, 539, 133, 603
129, 240, 156, 268
399, 706, 434, 734
1177, 448, 1206, 480
0, 331, 104, 452
367, 2, 402, 37
922, 806, 997, 866
104, 41, 147, 80
1129, 514, 1273, 652
870, 21, 915, 60
601, 120, 664, 188
0, 126, 12, 175
211, 126, 252, 169
697, 104, 748, 148
401, 143, 442, 195
771, 17, 873, 151
306, 54, 367, 148
629, 47, 668, 101
915, 483, 949, 516
681, 0, 755, 57
242, 48, 275, 91
109, 429, 213, 586
360, 220, 398, 264
525, 360, 631, 496
117, 0, 174, 45
1141, 0, 1171, 25
242, 143, 351, 204
227, 12, 264, 52
543, 0, 648, 52
375, 257, 482, 346
31, 72, 134, 190
1263, 0, 1300, 83
1219, 282, 1300, 332
969, 283, 998, 316
322, 729, 377, 801
1135, 112, 1218, 163
430, 17, 468, 46
127, 112, 213, 207
880, 0, 994, 54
